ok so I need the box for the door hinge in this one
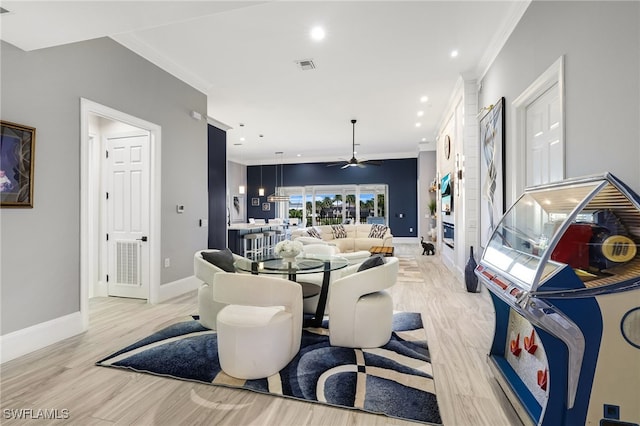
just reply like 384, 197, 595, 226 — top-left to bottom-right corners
106, 274, 109, 283
106, 192, 109, 200
106, 233, 109, 241
106, 150, 109, 159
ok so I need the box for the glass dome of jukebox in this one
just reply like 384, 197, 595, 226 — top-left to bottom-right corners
482, 173, 640, 292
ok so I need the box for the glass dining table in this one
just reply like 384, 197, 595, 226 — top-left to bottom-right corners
234, 256, 349, 327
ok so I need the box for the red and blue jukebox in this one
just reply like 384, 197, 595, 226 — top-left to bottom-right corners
476, 173, 640, 425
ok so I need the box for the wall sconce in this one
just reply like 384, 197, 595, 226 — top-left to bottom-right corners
239, 185, 245, 194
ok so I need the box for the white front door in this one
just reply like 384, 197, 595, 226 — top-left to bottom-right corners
526, 83, 563, 186
106, 133, 150, 299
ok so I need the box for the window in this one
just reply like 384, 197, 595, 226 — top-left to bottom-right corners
280, 184, 388, 226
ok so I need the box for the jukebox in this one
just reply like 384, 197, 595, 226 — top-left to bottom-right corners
476, 173, 640, 425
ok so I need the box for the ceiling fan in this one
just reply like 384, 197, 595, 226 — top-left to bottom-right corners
327, 119, 383, 169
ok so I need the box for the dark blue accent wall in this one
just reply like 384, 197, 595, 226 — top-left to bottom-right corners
245, 159, 417, 237
207, 125, 227, 249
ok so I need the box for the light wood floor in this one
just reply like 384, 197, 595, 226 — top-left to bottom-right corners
0, 244, 522, 425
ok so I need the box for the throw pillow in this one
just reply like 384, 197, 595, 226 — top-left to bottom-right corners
368, 224, 388, 239
357, 254, 385, 272
306, 227, 322, 239
201, 248, 236, 273
331, 224, 348, 239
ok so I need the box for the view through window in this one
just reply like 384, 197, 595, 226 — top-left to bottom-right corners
278, 185, 388, 226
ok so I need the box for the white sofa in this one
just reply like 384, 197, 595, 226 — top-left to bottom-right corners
291, 224, 393, 253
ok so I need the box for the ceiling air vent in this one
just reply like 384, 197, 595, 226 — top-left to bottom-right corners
295, 59, 316, 71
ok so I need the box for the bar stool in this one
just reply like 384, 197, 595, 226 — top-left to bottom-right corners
263, 230, 277, 256
274, 227, 285, 244
243, 233, 263, 260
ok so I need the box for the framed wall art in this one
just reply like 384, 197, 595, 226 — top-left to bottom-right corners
1, 121, 36, 208
251, 197, 260, 207
231, 195, 245, 223
479, 97, 505, 249
262, 202, 271, 212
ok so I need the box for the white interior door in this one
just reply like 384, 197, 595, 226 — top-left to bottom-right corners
526, 83, 563, 186
106, 132, 150, 299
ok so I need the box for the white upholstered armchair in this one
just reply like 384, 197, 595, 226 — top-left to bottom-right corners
213, 272, 302, 379
194, 249, 247, 329
328, 256, 399, 348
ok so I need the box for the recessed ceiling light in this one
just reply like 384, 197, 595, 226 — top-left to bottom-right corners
417, 111, 424, 117
450, 50, 459, 58
297, 154, 301, 157
415, 123, 422, 128
421, 138, 427, 142
310, 26, 325, 41
420, 96, 428, 103
240, 137, 245, 141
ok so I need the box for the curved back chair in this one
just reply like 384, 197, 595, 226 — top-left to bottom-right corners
194, 249, 246, 329
213, 273, 302, 379
328, 256, 399, 348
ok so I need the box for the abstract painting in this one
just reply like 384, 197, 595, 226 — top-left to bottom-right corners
479, 97, 505, 248
1, 121, 36, 208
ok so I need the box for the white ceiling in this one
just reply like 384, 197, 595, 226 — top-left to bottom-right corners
0, 1, 530, 165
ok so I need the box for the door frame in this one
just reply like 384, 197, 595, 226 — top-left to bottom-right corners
511, 55, 565, 201
80, 98, 162, 329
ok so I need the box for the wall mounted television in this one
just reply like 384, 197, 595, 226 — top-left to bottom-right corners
441, 173, 452, 215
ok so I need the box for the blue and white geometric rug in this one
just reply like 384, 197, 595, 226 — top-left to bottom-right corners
96, 312, 442, 425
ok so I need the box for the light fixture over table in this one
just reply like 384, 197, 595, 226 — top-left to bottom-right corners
267, 152, 288, 202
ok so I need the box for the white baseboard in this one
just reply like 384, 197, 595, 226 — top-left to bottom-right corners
158, 275, 200, 302
0, 277, 199, 364
0, 312, 84, 364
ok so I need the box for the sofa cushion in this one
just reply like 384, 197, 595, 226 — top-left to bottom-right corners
331, 224, 348, 239
306, 227, 322, 239
368, 224, 388, 238
357, 254, 385, 272
202, 248, 236, 273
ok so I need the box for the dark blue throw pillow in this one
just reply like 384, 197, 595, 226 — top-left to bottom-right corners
357, 254, 385, 272
201, 248, 236, 273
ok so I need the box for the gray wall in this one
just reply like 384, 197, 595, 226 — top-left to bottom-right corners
1, 38, 208, 335
480, 0, 640, 204
418, 150, 437, 239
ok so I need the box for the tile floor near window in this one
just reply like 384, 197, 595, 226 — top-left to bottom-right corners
0, 244, 522, 425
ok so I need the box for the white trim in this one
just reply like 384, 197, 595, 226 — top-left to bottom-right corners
111, 33, 211, 95
158, 276, 201, 303
80, 98, 163, 330
477, 1, 532, 81
511, 56, 565, 201
207, 116, 233, 131
0, 312, 83, 364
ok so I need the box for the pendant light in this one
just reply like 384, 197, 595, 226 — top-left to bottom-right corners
267, 151, 288, 202
258, 165, 265, 196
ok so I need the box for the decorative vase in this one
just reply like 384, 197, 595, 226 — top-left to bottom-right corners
282, 256, 297, 265
465, 246, 480, 293
280, 250, 300, 266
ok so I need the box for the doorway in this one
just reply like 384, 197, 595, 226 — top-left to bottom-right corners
80, 99, 162, 329
512, 56, 565, 199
